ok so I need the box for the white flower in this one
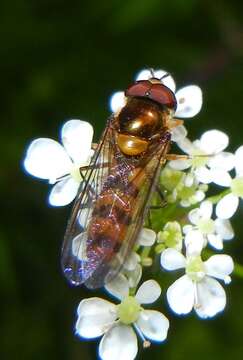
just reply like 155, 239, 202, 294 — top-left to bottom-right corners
161, 248, 234, 318
23, 119, 94, 206
170, 130, 234, 185
216, 145, 243, 219
76, 278, 169, 360
184, 201, 234, 250
109, 68, 202, 120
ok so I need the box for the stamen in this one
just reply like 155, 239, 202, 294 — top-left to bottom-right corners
133, 323, 151, 348
143, 340, 151, 348
193, 283, 201, 309
133, 323, 145, 341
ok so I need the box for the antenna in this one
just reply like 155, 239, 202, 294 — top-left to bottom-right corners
149, 68, 155, 78
160, 73, 170, 81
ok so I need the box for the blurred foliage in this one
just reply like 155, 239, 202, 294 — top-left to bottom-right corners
1, 0, 243, 359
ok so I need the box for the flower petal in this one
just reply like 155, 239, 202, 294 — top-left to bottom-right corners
135, 69, 176, 92
169, 159, 192, 170
208, 152, 235, 171
176, 137, 195, 154
160, 248, 186, 271
61, 120, 93, 165
126, 263, 142, 288
189, 201, 213, 224
48, 177, 79, 206
183, 224, 194, 234
194, 166, 212, 184
207, 234, 223, 250
135, 69, 154, 81
175, 85, 202, 118
199, 130, 229, 154
234, 146, 243, 176
185, 230, 205, 256
76, 297, 117, 338
215, 218, 234, 240
188, 208, 201, 225
105, 273, 129, 300
171, 125, 188, 143
135, 280, 161, 304
124, 252, 140, 271
23, 138, 72, 181
137, 228, 156, 246
110, 91, 126, 113
136, 310, 169, 342
204, 255, 234, 281
180, 199, 191, 207
200, 200, 213, 219
167, 275, 194, 314
195, 277, 226, 318
184, 173, 194, 187
99, 324, 138, 360
210, 169, 232, 187
194, 190, 206, 202
216, 193, 239, 219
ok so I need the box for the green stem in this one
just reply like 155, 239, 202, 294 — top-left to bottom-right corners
140, 246, 151, 260
234, 262, 243, 278
206, 189, 231, 204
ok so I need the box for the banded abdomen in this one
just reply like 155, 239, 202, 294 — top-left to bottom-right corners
86, 168, 140, 262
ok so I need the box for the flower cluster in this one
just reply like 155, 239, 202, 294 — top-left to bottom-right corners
23, 69, 241, 360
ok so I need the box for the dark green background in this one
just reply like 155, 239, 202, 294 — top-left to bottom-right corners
1, 1, 243, 359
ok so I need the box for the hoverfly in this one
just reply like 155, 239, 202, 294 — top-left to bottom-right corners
62, 71, 181, 289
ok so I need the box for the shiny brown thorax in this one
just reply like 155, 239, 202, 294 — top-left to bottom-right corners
116, 96, 172, 156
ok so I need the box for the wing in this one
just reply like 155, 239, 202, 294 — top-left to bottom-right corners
61, 117, 112, 285
61, 116, 171, 289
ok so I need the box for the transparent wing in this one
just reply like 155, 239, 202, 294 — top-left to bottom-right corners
61, 118, 113, 285
61, 115, 171, 288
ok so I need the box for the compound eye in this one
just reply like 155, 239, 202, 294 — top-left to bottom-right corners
150, 84, 177, 110
125, 80, 151, 98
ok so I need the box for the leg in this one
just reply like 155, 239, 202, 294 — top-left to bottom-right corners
168, 118, 184, 129
165, 153, 214, 161
147, 209, 152, 228
79, 162, 109, 173
155, 185, 167, 205
165, 154, 190, 161
149, 185, 167, 210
